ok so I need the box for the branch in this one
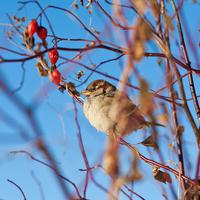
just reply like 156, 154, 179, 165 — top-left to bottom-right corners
120, 138, 197, 187
171, 0, 200, 124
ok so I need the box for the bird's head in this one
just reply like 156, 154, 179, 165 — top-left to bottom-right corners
82, 79, 116, 97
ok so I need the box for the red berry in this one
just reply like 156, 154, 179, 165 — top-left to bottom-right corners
52, 69, 61, 85
37, 26, 47, 41
28, 19, 38, 37
48, 49, 59, 64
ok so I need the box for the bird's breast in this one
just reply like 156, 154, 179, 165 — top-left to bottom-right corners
83, 95, 114, 133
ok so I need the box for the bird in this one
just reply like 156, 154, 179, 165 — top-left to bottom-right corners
82, 79, 153, 138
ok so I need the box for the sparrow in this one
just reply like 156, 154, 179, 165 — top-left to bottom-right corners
82, 79, 151, 137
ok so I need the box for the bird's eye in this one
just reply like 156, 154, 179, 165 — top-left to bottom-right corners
91, 86, 96, 91
87, 86, 95, 92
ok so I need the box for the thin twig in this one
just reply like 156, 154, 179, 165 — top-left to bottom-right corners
73, 100, 90, 198
31, 171, 45, 200
7, 179, 27, 200
11, 150, 82, 199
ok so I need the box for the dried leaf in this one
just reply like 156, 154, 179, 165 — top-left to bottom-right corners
159, 103, 170, 125
150, 0, 160, 18
73, 2, 79, 9
177, 125, 185, 135
88, 9, 92, 14
36, 62, 48, 76
109, 177, 126, 200
185, 182, 200, 199
168, 143, 175, 151
76, 71, 84, 79
139, 79, 154, 115
103, 136, 119, 179
140, 135, 159, 150
65, 82, 80, 97
157, 114, 168, 125
113, 0, 126, 22
153, 167, 172, 184
132, 0, 147, 14
128, 155, 142, 181
133, 40, 145, 61
132, 19, 152, 61
164, 15, 174, 31
23, 29, 35, 49
135, 19, 152, 41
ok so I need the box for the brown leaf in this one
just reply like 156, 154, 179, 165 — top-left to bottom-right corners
109, 177, 126, 200
132, 0, 147, 15
128, 155, 142, 181
72, 2, 79, 9
168, 143, 175, 151
36, 62, 48, 76
133, 40, 145, 61
153, 167, 172, 184
157, 114, 168, 125
140, 135, 159, 150
113, 0, 124, 21
139, 79, 154, 115
132, 18, 152, 61
164, 15, 174, 31
103, 136, 119, 179
65, 82, 80, 97
177, 125, 185, 135
88, 9, 92, 15
76, 71, 84, 79
150, 0, 160, 18
136, 19, 152, 41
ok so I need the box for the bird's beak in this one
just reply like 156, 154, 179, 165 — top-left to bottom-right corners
81, 90, 91, 96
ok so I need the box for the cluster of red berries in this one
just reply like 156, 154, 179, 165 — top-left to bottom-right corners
28, 19, 47, 41
27, 19, 61, 86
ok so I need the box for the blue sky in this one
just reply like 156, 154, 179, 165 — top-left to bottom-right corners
0, 1, 200, 200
